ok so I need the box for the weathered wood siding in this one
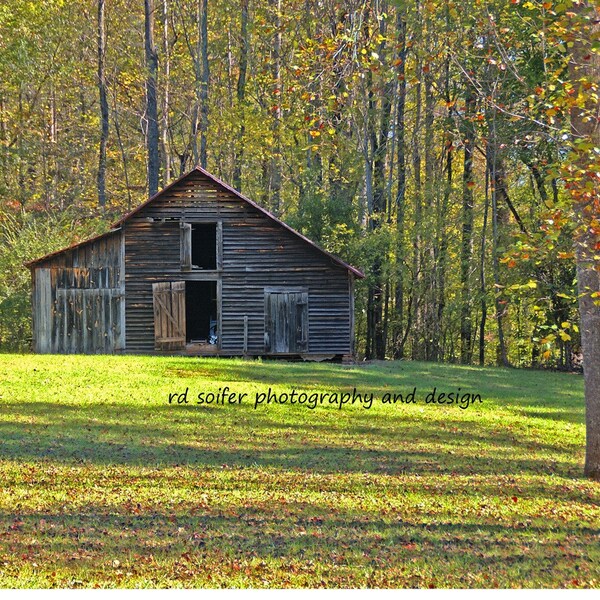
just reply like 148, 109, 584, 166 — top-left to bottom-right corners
123, 171, 354, 355
152, 281, 186, 350
31, 231, 125, 353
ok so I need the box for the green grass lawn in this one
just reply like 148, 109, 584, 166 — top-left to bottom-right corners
0, 354, 598, 588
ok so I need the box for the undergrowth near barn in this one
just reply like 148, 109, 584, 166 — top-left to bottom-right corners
0, 355, 597, 588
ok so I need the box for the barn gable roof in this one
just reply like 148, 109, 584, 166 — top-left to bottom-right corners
27, 167, 365, 278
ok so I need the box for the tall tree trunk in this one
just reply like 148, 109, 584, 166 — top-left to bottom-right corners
460, 82, 475, 363
325, 9, 355, 227
423, 52, 436, 361
434, 47, 453, 362
527, 162, 548, 205
410, 41, 423, 360
269, 0, 282, 214
161, 0, 171, 183
490, 155, 527, 234
479, 165, 490, 366
17, 87, 24, 206
112, 85, 133, 210
487, 132, 510, 368
97, 0, 109, 207
364, 68, 377, 360
0, 92, 6, 188
190, 0, 209, 169
48, 83, 58, 207
233, 0, 248, 191
77, 60, 87, 202
568, 2, 600, 479
373, 40, 393, 359
365, 3, 392, 360
393, 9, 407, 359
144, 0, 160, 196
199, 0, 209, 169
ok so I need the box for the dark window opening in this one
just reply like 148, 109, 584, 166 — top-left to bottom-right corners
186, 281, 218, 344
191, 223, 217, 269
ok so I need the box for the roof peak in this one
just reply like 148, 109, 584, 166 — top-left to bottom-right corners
112, 166, 364, 278
29, 166, 364, 278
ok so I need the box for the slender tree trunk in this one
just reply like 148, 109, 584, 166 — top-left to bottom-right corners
190, 4, 201, 165
325, 9, 355, 226
394, 9, 407, 359
161, 0, 171, 183
364, 3, 392, 360
49, 83, 58, 206
434, 49, 453, 362
269, 0, 282, 214
424, 75, 434, 208
364, 68, 377, 359
199, 0, 209, 169
298, 9, 325, 232
528, 162, 548, 204
144, 0, 159, 196
551, 177, 559, 204
460, 82, 475, 363
411, 42, 423, 360
491, 156, 527, 234
227, 24, 234, 111
372, 40, 393, 359
261, 156, 270, 206
488, 134, 510, 367
479, 165, 490, 366
112, 84, 132, 210
423, 52, 436, 360
190, 0, 209, 169
97, 0, 109, 207
233, 0, 248, 191
76, 74, 87, 203
568, 2, 600, 479
0, 92, 6, 187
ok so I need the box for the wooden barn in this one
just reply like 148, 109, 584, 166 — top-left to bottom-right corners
27, 167, 364, 359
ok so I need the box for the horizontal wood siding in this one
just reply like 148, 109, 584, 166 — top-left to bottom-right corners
123, 172, 353, 355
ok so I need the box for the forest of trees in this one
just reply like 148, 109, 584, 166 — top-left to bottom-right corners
0, 0, 597, 375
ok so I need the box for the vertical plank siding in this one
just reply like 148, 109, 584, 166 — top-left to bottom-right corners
264, 291, 309, 353
31, 231, 125, 354
152, 281, 186, 350
33, 269, 52, 353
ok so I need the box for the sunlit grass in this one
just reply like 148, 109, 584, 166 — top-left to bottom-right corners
0, 354, 597, 588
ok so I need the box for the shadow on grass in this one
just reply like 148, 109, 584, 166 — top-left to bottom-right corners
1, 506, 597, 569
0, 399, 583, 477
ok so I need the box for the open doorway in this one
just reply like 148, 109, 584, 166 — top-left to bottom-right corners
191, 224, 216, 269
186, 281, 218, 345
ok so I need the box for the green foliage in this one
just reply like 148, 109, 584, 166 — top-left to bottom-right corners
0, 210, 110, 350
0, 0, 594, 367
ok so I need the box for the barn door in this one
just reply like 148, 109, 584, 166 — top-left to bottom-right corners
264, 291, 308, 353
152, 281, 186, 350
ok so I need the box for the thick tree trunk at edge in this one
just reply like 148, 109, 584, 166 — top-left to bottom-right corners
569, 2, 600, 479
